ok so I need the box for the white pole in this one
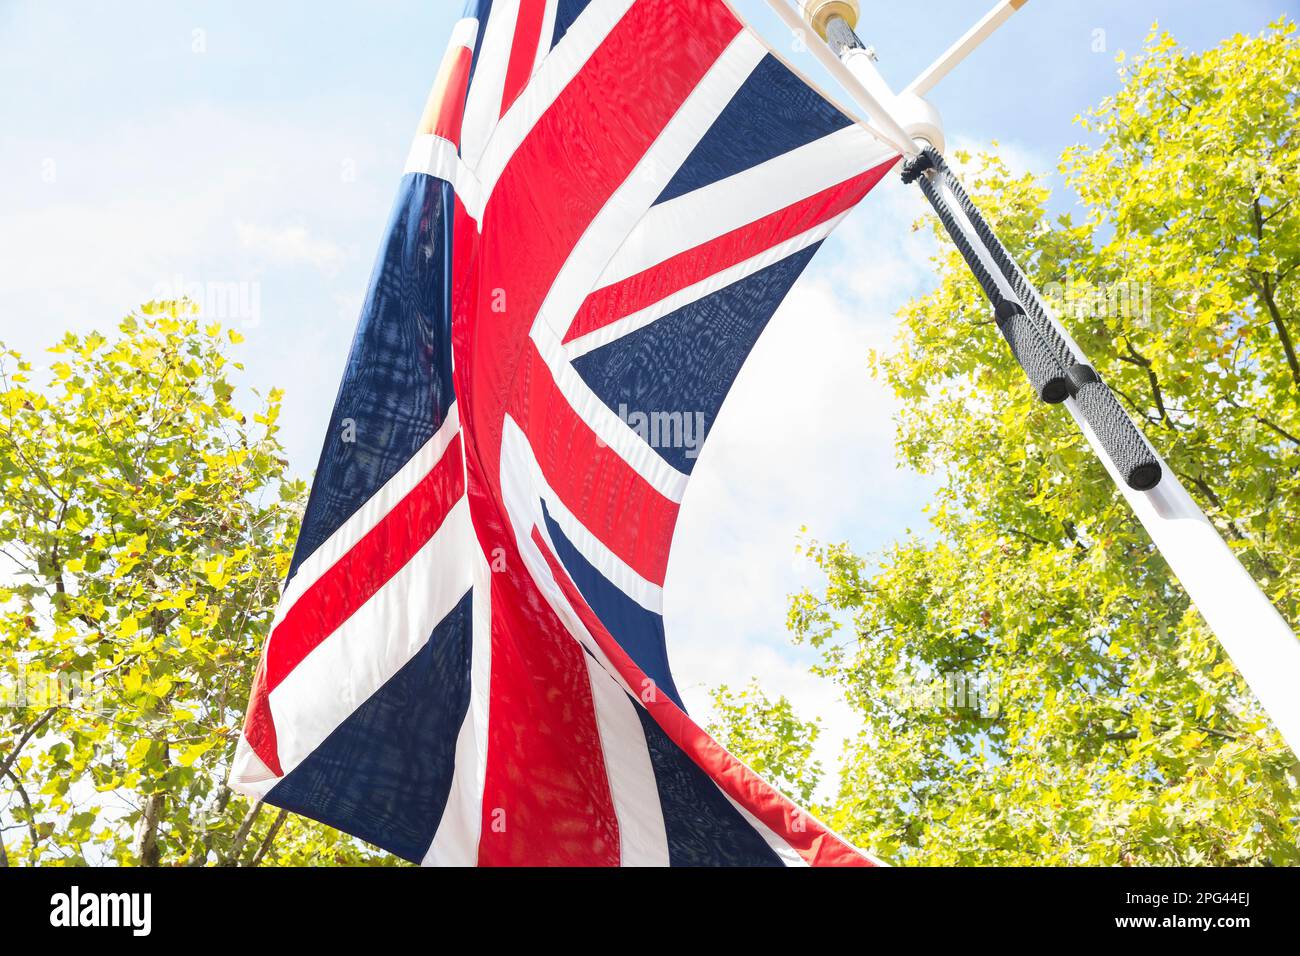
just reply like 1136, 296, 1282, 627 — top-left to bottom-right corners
904, 0, 1029, 97
763, 0, 916, 156
779, 0, 1300, 756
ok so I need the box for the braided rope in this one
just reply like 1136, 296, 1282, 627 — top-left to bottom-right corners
906, 147, 1162, 490
927, 149, 1075, 376
913, 164, 1070, 403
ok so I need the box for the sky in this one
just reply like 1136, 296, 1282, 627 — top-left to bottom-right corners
0, 0, 1291, 789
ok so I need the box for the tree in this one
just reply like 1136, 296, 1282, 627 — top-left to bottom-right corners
0, 303, 389, 865
708, 682, 824, 806
712, 19, 1300, 864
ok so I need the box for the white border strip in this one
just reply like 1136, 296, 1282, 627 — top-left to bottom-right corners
536, 31, 768, 340
564, 211, 847, 359
268, 498, 474, 775
584, 655, 672, 866
597, 124, 890, 289
273, 404, 462, 633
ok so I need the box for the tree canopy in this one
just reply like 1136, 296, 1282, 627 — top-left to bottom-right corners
712, 19, 1300, 865
0, 304, 389, 865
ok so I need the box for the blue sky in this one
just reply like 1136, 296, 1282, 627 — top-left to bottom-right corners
0, 0, 1290, 779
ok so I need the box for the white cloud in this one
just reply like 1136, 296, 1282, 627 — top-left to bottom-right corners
235, 221, 350, 276
0, 102, 399, 472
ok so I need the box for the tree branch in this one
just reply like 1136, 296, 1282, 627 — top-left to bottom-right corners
221, 799, 262, 867
1118, 340, 1169, 424
0, 708, 57, 783
1251, 198, 1300, 388
1255, 414, 1300, 448
1224, 397, 1300, 448
248, 807, 288, 867
3, 768, 39, 862
133, 792, 164, 866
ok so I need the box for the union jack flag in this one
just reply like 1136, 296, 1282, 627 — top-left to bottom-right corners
230, 0, 896, 866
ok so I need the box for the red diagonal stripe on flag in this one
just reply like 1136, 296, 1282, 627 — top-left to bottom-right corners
511, 345, 679, 585
463, 0, 742, 477
459, 0, 745, 864
530, 525, 873, 867
564, 160, 896, 343
244, 432, 465, 775
500, 0, 548, 117
469, 458, 621, 866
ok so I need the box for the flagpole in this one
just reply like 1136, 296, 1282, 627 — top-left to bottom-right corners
778, 0, 1300, 757
763, 0, 916, 156
903, 0, 1029, 97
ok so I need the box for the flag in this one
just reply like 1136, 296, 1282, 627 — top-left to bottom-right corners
229, 0, 897, 866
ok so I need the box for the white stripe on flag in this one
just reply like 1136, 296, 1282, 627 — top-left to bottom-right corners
529, 320, 690, 504
271, 404, 462, 633
422, 544, 494, 866
563, 212, 850, 359
598, 124, 891, 288
500, 414, 664, 613
459, 0, 518, 169
537, 29, 767, 341
534, 0, 559, 77
268, 498, 474, 775
447, 15, 481, 52
720, 789, 808, 867
583, 656, 671, 866
474, 0, 636, 200
404, 135, 486, 220
227, 735, 278, 800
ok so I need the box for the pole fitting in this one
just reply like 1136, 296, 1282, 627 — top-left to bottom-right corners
806, 5, 947, 153
798, 0, 860, 41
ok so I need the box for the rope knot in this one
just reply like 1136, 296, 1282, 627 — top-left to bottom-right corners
900, 148, 937, 184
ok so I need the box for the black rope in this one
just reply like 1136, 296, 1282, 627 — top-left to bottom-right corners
907, 145, 1162, 491
929, 150, 1075, 391
913, 162, 1070, 405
